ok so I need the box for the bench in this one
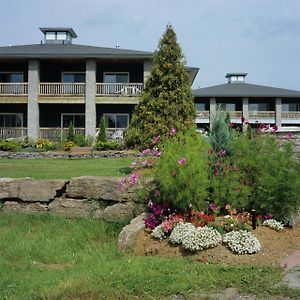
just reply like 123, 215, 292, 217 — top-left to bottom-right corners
68, 146, 94, 158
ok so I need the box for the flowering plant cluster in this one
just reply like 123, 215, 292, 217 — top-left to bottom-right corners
223, 230, 261, 254
151, 225, 166, 240
189, 210, 215, 227
169, 222, 195, 244
36, 138, 54, 150
181, 226, 222, 252
63, 141, 76, 151
262, 219, 284, 231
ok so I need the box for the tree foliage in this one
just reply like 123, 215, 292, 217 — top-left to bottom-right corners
124, 25, 196, 149
98, 117, 107, 142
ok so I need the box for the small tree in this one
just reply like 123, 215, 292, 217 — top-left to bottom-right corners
124, 24, 195, 149
67, 122, 75, 142
98, 117, 107, 142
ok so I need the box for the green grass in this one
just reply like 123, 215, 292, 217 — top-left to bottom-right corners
0, 157, 133, 179
0, 213, 298, 299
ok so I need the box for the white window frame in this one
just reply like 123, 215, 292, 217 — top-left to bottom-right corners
103, 113, 129, 129
61, 113, 85, 128
103, 72, 130, 83
46, 32, 56, 40
0, 113, 23, 127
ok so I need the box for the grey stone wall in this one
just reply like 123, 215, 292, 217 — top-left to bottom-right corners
0, 176, 143, 221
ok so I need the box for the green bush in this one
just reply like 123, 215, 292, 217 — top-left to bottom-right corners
94, 141, 124, 151
35, 138, 55, 151
98, 117, 107, 142
0, 140, 21, 151
74, 133, 86, 147
229, 133, 300, 219
66, 122, 75, 142
155, 129, 210, 211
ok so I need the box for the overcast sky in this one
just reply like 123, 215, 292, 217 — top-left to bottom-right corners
0, 0, 299, 90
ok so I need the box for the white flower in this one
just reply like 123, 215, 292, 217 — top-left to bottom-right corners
181, 226, 221, 252
169, 223, 195, 244
223, 230, 260, 255
262, 219, 284, 231
151, 225, 166, 240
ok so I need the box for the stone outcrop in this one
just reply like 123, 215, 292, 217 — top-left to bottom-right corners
0, 176, 141, 222
118, 213, 146, 253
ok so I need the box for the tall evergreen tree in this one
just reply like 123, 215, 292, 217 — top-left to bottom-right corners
124, 25, 196, 149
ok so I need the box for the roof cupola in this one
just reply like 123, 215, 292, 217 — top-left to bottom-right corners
39, 27, 77, 44
225, 72, 248, 84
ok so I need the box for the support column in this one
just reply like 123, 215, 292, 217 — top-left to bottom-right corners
242, 97, 249, 132
143, 60, 152, 84
209, 97, 216, 127
85, 59, 96, 138
275, 97, 282, 128
27, 60, 40, 140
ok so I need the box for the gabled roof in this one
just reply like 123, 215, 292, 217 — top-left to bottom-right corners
193, 83, 300, 98
0, 44, 153, 59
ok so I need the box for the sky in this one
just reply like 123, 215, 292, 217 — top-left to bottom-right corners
0, 0, 299, 90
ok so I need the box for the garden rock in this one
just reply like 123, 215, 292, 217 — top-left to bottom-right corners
49, 198, 94, 218
0, 178, 66, 202
118, 213, 146, 253
103, 202, 134, 222
3, 201, 48, 213
66, 176, 136, 202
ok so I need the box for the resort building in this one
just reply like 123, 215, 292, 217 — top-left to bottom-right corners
0, 27, 198, 140
193, 73, 300, 130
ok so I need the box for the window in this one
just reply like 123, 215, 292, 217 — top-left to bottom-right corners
0, 114, 23, 127
219, 103, 236, 111
104, 73, 129, 83
46, 32, 56, 40
195, 103, 205, 111
104, 114, 129, 129
62, 114, 85, 128
249, 103, 269, 111
282, 103, 300, 112
62, 72, 85, 83
57, 32, 67, 40
0, 72, 23, 83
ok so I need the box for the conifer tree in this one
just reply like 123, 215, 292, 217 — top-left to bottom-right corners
124, 25, 195, 149
98, 117, 107, 142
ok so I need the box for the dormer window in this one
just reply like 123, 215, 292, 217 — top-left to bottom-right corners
225, 73, 248, 84
40, 27, 77, 44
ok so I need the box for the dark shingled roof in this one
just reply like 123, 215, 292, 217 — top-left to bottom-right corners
0, 44, 153, 59
193, 83, 300, 98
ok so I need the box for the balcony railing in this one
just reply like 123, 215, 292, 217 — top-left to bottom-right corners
282, 112, 300, 119
0, 83, 28, 95
196, 111, 210, 119
249, 111, 275, 118
96, 83, 143, 96
39, 83, 85, 95
106, 128, 126, 140
39, 128, 85, 140
228, 111, 243, 118
0, 127, 27, 139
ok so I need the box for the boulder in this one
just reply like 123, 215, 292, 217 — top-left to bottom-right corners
49, 198, 94, 218
2, 201, 48, 213
66, 176, 136, 202
103, 202, 134, 222
118, 213, 146, 253
0, 178, 66, 202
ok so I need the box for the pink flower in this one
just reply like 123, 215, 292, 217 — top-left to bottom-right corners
235, 188, 241, 193
142, 148, 152, 155
170, 127, 177, 136
178, 157, 187, 166
198, 211, 205, 217
232, 209, 238, 215
151, 135, 160, 145
151, 148, 161, 157
154, 190, 161, 197
161, 219, 173, 233
129, 172, 139, 185
225, 204, 231, 210
213, 169, 218, 176
287, 132, 292, 140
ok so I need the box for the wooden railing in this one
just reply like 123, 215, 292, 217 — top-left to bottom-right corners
96, 83, 143, 96
229, 111, 243, 118
0, 83, 28, 95
39, 83, 85, 95
249, 111, 275, 118
106, 128, 126, 140
196, 111, 210, 119
0, 128, 27, 139
39, 128, 85, 140
282, 112, 300, 119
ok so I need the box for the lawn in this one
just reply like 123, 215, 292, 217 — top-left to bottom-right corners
0, 157, 133, 179
0, 213, 298, 299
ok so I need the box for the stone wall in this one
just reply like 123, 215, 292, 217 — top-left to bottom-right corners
273, 130, 300, 153
0, 176, 143, 221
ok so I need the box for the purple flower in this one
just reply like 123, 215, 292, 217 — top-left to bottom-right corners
209, 203, 218, 211
287, 132, 292, 140
178, 157, 187, 166
151, 135, 160, 145
142, 148, 152, 155
264, 214, 273, 220
170, 127, 177, 136
129, 172, 139, 185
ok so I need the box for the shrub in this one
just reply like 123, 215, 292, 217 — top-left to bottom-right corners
151, 225, 166, 240
94, 141, 124, 151
223, 230, 260, 254
155, 129, 210, 211
35, 138, 54, 151
262, 219, 284, 231
229, 133, 300, 219
64, 141, 76, 151
66, 122, 75, 142
0, 140, 21, 151
74, 133, 86, 147
181, 226, 221, 251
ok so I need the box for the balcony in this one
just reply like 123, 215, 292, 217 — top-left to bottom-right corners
96, 83, 143, 96
0, 83, 28, 95
0, 127, 27, 139
281, 111, 300, 124
40, 83, 85, 95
